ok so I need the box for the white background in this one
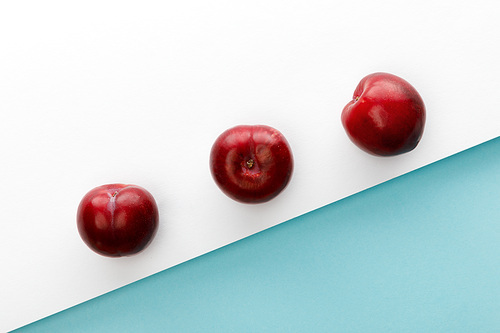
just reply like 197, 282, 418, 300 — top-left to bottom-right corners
1, 1, 499, 331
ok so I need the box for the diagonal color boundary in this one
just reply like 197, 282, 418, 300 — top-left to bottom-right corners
15, 137, 500, 333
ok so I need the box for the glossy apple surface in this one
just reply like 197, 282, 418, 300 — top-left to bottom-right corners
77, 184, 159, 257
210, 125, 294, 204
341, 72, 426, 156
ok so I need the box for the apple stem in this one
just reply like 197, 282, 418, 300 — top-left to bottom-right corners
246, 159, 255, 169
112, 191, 118, 198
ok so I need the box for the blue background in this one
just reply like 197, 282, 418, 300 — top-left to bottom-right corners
16, 137, 500, 332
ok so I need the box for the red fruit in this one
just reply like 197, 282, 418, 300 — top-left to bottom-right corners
210, 125, 294, 204
77, 184, 159, 257
341, 72, 426, 156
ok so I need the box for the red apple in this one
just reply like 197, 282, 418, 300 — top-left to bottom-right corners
210, 125, 294, 204
341, 72, 426, 156
77, 184, 159, 257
